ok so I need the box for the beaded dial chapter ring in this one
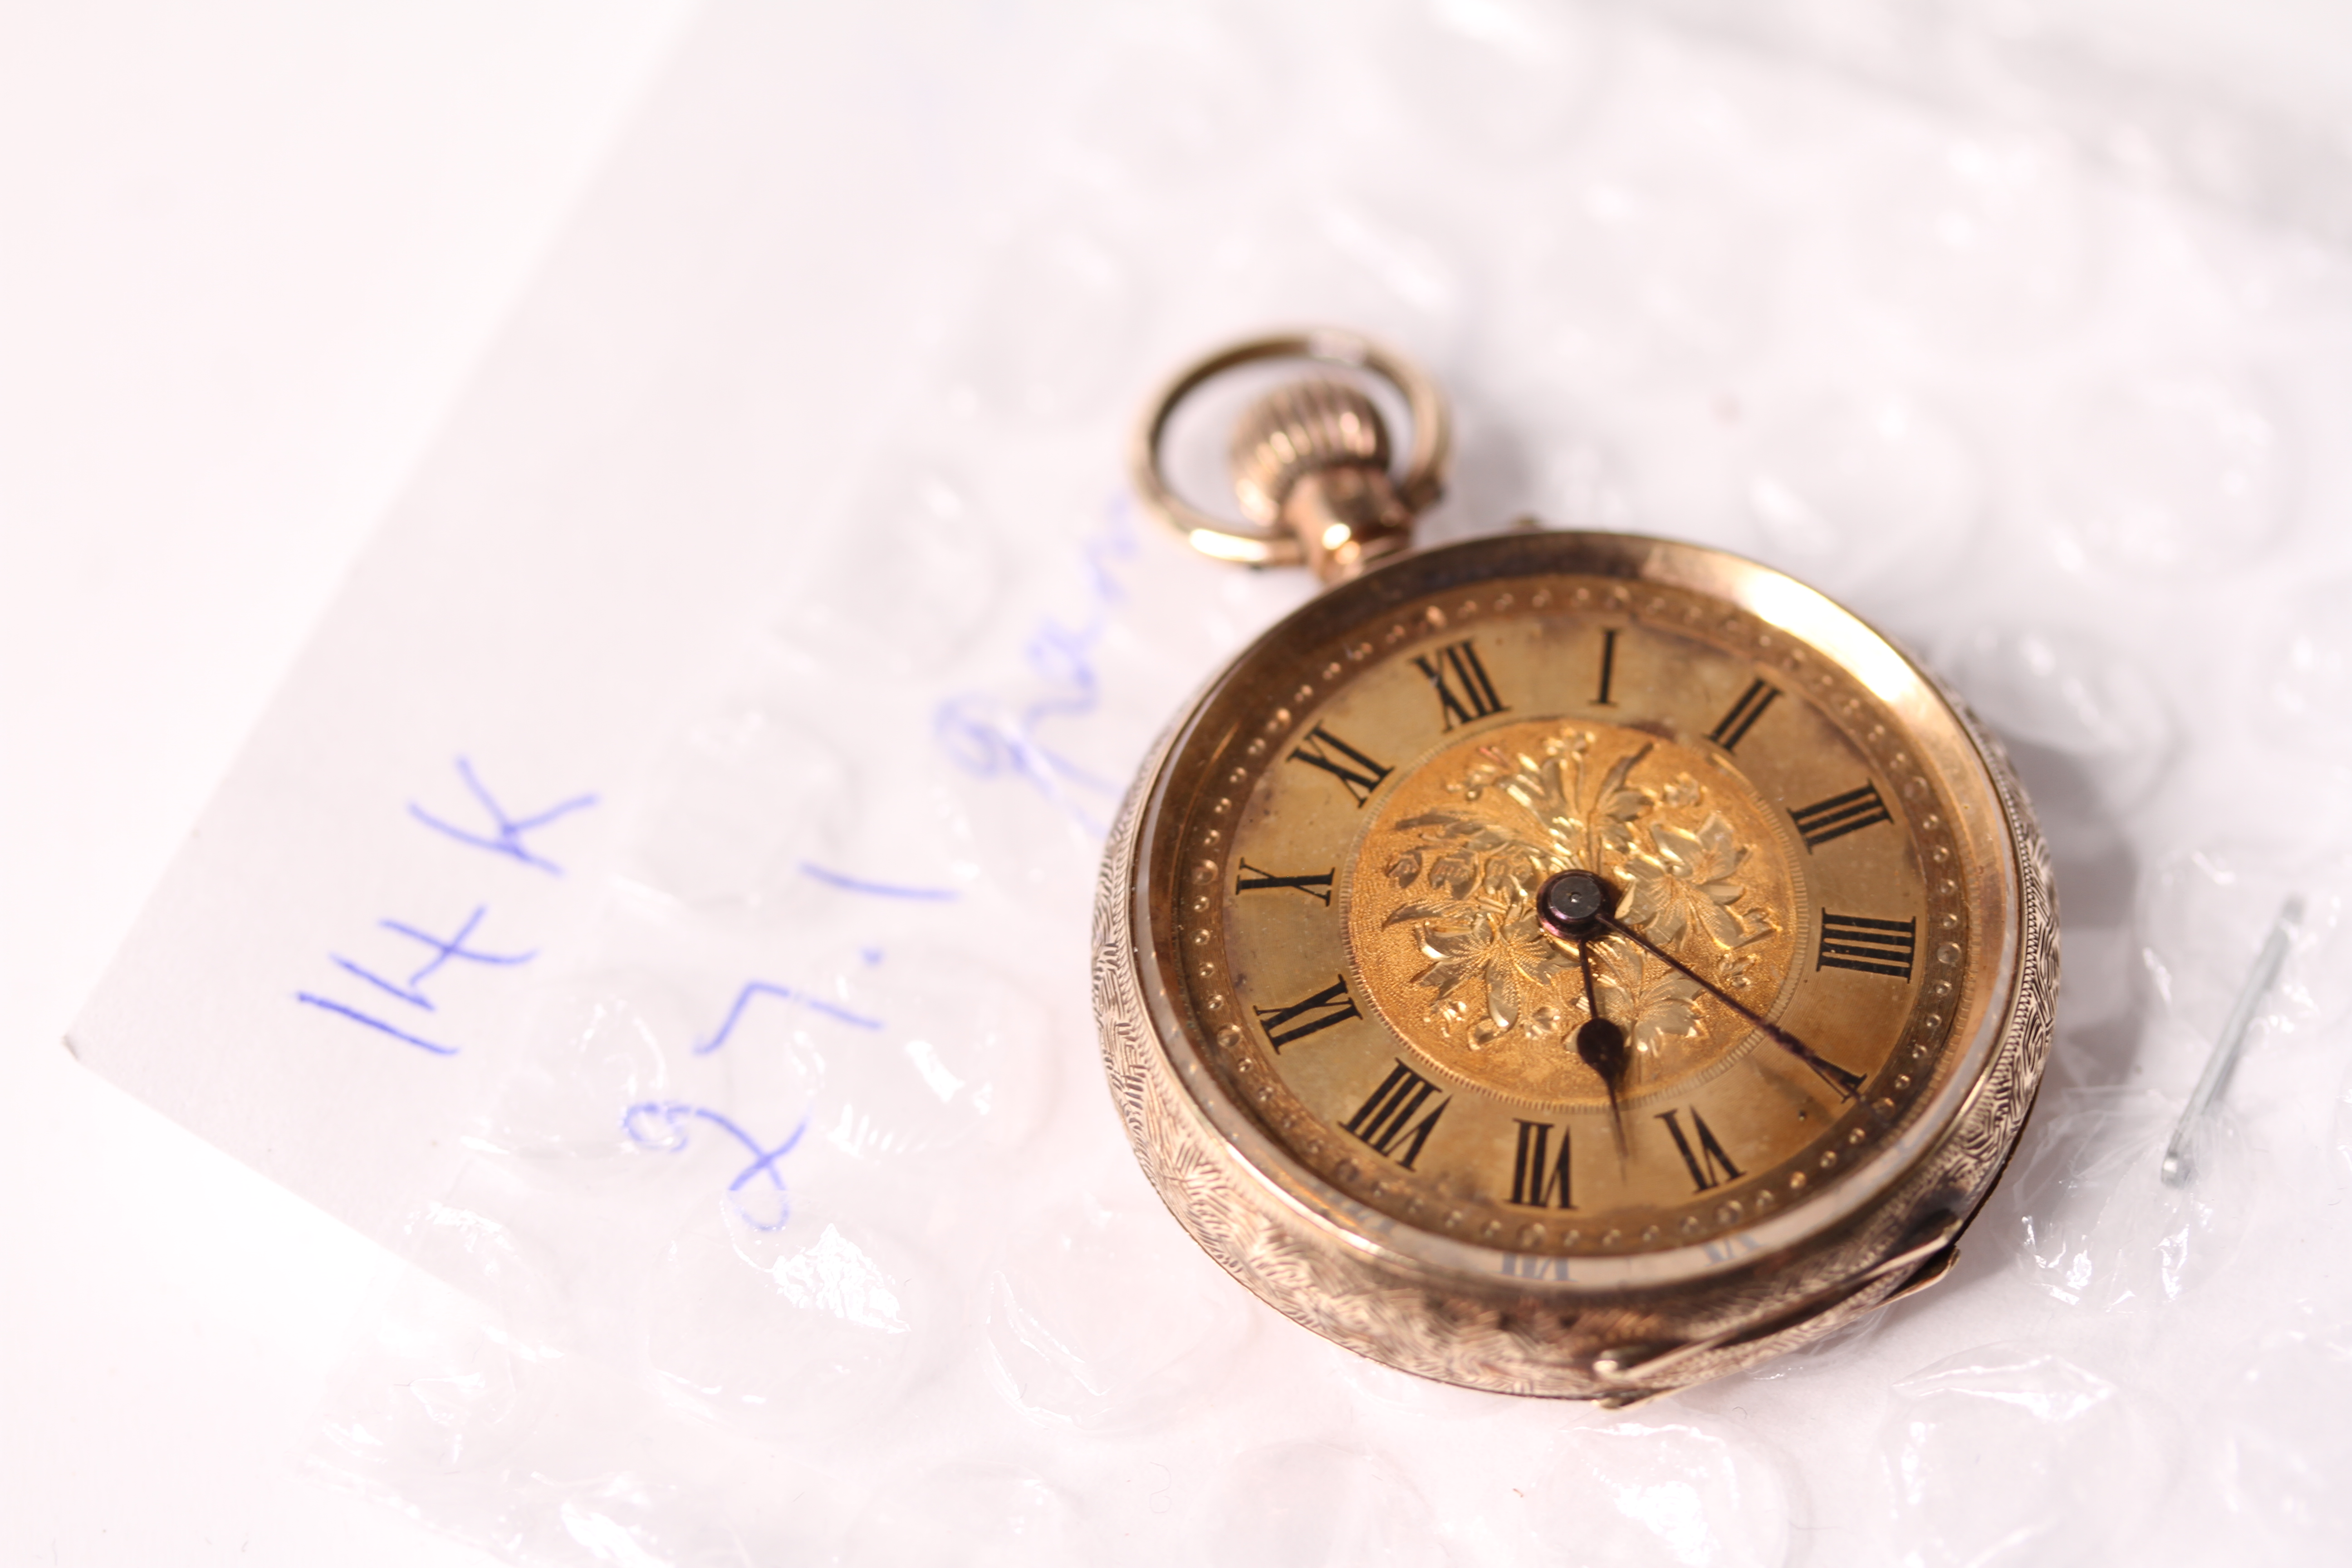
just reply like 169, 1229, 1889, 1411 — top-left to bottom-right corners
1180, 557, 1970, 1260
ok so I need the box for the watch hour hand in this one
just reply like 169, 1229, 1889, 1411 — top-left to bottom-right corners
1573, 936, 1631, 1166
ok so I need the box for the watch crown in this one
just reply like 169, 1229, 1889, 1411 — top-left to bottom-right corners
1230, 378, 1414, 582
1228, 378, 1391, 524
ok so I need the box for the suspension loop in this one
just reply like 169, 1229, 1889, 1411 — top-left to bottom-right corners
1128, 328, 1452, 573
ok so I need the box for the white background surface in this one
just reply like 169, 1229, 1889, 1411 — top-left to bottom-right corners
3, 2, 2349, 1563
0, 6, 691, 1561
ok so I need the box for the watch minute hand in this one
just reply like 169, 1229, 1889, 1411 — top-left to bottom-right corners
1594, 913, 1864, 1100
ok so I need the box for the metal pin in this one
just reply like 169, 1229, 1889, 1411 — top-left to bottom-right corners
2160, 895, 2305, 1187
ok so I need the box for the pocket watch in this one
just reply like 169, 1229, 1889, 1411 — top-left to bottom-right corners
1092, 330, 2057, 1401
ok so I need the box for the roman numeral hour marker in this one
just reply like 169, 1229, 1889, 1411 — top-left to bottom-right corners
1343, 1061, 1449, 1170
1413, 638, 1506, 730
1707, 677, 1781, 752
1790, 782, 1892, 850
1817, 913, 1917, 980
1253, 976, 1362, 1049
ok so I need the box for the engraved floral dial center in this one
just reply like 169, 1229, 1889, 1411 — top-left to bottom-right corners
1342, 716, 1806, 1109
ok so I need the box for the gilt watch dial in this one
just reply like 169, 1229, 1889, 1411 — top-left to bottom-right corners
1166, 555, 1985, 1262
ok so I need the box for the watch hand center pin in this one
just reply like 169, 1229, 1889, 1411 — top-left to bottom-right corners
1538, 867, 1617, 940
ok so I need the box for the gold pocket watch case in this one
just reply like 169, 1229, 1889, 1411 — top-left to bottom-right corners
1093, 331, 2057, 1402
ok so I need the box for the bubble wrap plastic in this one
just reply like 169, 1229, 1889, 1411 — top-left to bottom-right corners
252, 2, 2352, 1563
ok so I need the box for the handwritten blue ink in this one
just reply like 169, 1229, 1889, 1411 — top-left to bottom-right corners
935, 495, 1136, 834
299, 755, 582, 1056
328, 905, 535, 1009
694, 980, 884, 1055
409, 756, 598, 874
798, 862, 958, 901
294, 993, 459, 1055
624, 1102, 808, 1230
